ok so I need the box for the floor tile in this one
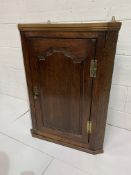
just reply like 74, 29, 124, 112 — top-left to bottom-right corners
2, 113, 131, 175
0, 94, 29, 130
0, 133, 52, 175
43, 159, 89, 175
2, 113, 62, 156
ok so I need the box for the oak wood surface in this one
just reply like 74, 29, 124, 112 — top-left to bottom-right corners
31, 129, 103, 154
18, 22, 121, 31
19, 22, 121, 154
28, 38, 95, 144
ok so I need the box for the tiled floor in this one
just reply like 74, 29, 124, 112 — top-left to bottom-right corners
0, 94, 131, 175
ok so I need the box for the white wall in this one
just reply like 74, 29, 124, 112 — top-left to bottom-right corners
0, 0, 131, 130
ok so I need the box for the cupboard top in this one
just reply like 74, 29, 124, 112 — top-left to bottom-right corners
18, 22, 121, 32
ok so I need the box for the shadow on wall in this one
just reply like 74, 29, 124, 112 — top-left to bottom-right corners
0, 152, 35, 175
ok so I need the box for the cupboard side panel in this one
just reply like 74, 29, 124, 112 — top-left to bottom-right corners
20, 32, 37, 129
89, 31, 119, 151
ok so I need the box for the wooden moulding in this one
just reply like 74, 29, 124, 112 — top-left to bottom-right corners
31, 129, 103, 154
18, 22, 121, 31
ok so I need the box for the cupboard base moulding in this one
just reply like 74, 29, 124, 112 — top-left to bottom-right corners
31, 129, 103, 154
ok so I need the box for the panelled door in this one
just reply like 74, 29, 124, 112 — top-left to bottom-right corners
28, 36, 96, 147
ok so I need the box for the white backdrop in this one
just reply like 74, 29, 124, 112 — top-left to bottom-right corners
0, 0, 131, 130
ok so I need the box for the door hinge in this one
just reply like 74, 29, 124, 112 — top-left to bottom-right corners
33, 86, 39, 100
90, 59, 97, 78
87, 121, 92, 134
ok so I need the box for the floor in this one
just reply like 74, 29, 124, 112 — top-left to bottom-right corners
0, 94, 131, 175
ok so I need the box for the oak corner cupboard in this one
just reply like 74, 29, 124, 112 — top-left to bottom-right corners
18, 21, 121, 154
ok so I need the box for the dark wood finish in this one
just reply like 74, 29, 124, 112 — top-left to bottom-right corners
28, 38, 95, 146
31, 129, 103, 154
19, 22, 121, 154
18, 22, 121, 31
89, 31, 120, 151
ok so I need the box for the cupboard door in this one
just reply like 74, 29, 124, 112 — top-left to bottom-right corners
28, 38, 96, 145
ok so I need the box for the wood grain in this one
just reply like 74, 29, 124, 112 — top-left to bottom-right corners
18, 22, 121, 31
19, 22, 121, 154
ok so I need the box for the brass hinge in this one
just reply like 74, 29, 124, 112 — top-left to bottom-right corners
33, 86, 39, 100
87, 121, 92, 134
90, 59, 97, 78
